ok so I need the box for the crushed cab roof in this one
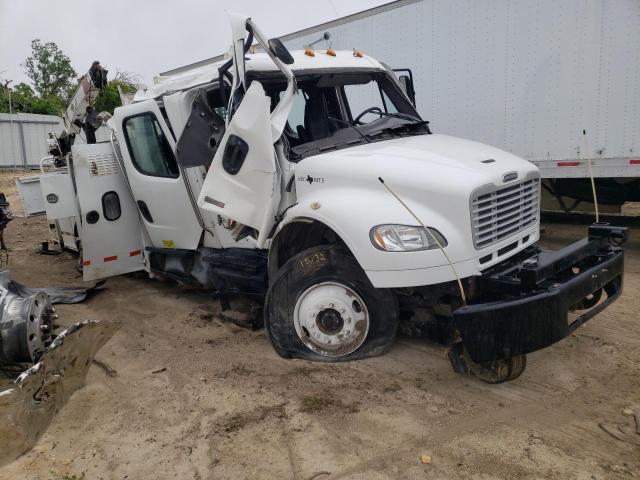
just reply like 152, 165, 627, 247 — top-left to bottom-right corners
133, 50, 385, 102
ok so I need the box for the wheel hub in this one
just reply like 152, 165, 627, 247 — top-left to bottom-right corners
316, 308, 344, 335
293, 282, 370, 357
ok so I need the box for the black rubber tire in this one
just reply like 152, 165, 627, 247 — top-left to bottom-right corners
265, 245, 398, 362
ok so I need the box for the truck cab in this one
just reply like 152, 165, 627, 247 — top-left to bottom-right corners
40, 14, 626, 383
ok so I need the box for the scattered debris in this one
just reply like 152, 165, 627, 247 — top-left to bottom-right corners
599, 422, 640, 446
0, 271, 105, 304
92, 358, 117, 377
306, 472, 331, 480
0, 320, 116, 467
0, 272, 112, 467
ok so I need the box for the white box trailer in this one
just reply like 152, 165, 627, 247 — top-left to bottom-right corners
162, 0, 640, 185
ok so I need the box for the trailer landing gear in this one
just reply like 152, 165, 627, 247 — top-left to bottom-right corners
448, 343, 527, 383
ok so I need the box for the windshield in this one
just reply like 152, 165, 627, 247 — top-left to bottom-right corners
259, 71, 429, 161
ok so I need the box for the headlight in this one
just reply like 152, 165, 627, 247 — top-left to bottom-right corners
370, 224, 447, 252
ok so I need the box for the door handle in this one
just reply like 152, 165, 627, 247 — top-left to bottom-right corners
136, 201, 154, 223
222, 134, 249, 175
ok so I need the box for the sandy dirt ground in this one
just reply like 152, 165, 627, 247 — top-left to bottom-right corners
0, 174, 638, 480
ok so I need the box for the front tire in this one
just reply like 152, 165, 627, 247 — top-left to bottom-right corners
265, 246, 398, 362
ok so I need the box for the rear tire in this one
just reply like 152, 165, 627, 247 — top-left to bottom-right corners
265, 245, 398, 362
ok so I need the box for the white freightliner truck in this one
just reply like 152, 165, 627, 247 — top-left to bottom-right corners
39, 15, 627, 382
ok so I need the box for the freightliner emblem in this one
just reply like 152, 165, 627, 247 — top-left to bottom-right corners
503, 171, 518, 183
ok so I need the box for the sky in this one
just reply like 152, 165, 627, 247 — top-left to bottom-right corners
0, 0, 391, 88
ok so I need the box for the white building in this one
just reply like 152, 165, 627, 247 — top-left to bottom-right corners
0, 113, 63, 168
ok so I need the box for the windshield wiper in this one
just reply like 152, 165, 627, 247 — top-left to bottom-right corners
376, 111, 422, 122
369, 120, 431, 139
328, 116, 371, 143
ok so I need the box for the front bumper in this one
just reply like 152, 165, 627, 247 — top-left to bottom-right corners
453, 224, 627, 363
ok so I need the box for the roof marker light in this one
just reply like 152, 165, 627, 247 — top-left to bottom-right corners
326, 47, 336, 57
353, 48, 363, 58
305, 48, 315, 57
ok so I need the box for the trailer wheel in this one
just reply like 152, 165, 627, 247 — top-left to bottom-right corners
265, 245, 398, 362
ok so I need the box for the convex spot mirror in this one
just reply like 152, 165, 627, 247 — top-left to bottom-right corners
268, 38, 294, 65
398, 75, 416, 107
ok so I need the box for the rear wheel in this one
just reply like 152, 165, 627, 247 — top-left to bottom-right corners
265, 245, 398, 362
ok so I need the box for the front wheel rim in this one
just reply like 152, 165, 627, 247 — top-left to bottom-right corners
293, 282, 370, 357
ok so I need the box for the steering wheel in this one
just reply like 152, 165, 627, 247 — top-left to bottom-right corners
354, 106, 384, 124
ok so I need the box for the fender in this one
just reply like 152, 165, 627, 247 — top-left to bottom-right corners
277, 186, 480, 274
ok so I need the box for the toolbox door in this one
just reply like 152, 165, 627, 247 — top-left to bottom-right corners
72, 143, 145, 281
39, 172, 78, 220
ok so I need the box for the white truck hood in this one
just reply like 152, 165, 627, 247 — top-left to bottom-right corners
290, 133, 541, 281
298, 133, 537, 186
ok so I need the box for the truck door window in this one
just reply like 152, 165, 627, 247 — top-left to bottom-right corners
283, 90, 306, 138
123, 113, 179, 178
101, 191, 121, 221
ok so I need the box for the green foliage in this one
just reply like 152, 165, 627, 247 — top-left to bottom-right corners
0, 82, 65, 116
0, 40, 138, 116
23, 39, 77, 101
94, 78, 137, 115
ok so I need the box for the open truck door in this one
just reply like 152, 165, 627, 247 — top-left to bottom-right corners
72, 143, 145, 281
111, 99, 203, 250
197, 14, 297, 247
197, 81, 280, 247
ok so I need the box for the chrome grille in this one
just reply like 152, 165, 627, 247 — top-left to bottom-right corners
471, 177, 540, 249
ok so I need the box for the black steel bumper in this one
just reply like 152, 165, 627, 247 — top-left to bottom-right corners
453, 224, 627, 363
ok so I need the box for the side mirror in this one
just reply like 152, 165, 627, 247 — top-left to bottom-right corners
268, 38, 294, 65
398, 74, 416, 107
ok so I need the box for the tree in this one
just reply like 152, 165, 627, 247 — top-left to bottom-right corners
93, 72, 138, 114
0, 82, 65, 116
23, 39, 77, 102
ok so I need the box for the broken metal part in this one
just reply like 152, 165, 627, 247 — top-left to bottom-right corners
0, 319, 116, 467
0, 271, 105, 304
447, 342, 527, 384
0, 287, 55, 363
